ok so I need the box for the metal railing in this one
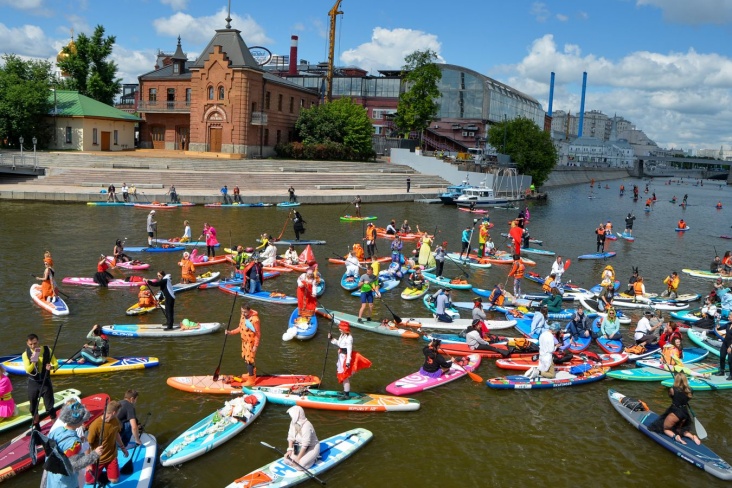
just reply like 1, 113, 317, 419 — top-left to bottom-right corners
0, 151, 39, 170
137, 100, 191, 113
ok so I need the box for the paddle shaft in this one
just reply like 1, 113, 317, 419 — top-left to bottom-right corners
31, 273, 69, 299
380, 298, 402, 324
319, 305, 336, 389
34, 321, 65, 420
120, 412, 151, 475
260, 442, 326, 485
213, 287, 239, 382
92, 398, 110, 488
438, 348, 483, 382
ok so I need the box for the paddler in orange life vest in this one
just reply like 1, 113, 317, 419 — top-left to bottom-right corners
542, 273, 557, 293
351, 243, 365, 261
677, 219, 687, 230
137, 285, 155, 308
596, 224, 606, 253
36, 256, 57, 302
662, 271, 680, 299
224, 305, 261, 387
364, 222, 377, 259
633, 276, 646, 299
645, 198, 652, 210
179, 251, 196, 284
604, 221, 613, 236
508, 254, 525, 297
717, 201, 723, 209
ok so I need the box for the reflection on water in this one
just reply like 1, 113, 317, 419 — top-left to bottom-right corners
1, 177, 731, 487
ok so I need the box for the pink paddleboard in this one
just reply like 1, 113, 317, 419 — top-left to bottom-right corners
61, 277, 146, 287
385, 354, 481, 396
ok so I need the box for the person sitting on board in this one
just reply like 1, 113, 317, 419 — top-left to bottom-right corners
525, 322, 561, 379
255, 233, 270, 251
661, 271, 680, 299
677, 219, 687, 230
710, 256, 722, 274
487, 284, 505, 310
722, 251, 732, 276
634, 310, 662, 347
344, 252, 360, 281
113, 240, 131, 264
485, 236, 496, 256
419, 338, 454, 378
465, 320, 511, 358
408, 268, 425, 289
694, 296, 718, 330
566, 306, 592, 341
648, 374, 701, 445
179, 251, 196, 284
399, 220, 412, 234
284, 406, 319, 469
137, 285, 156, 309
541, 288, 563, 314
351, 243, 365, 261
385, 220, 397, 235
0, 364, 16, 419
604, 220, 613, 235
632, 276, 646, 300
472, 297, 487, 323
434, 288, 453, 323
521, 227, 531, 249
624, 267, 639, 295
600, 307, 622, 342
261, 241, 278, 268
645, 198, 652, 210
530, 305, 549, 336
284, 245, 299, 265
661, 336, 712, 381
232, 185, 241, 204
71, 325, 110, 365
542, 273, 557, 293
469, 201, 477, 211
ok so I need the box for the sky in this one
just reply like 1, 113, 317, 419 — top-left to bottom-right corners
2, 0, 732, 153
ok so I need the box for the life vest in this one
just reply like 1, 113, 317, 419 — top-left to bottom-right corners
604, 223, 612, 233
661, 344, 681, 367
352, 244, 364, 261
365, 226, 377, 241
664, 275, 680, 292
596, 227, 605, 236
138, 289, 154, 307
633, 281, 644, 296
450, 278, 468, 285
488, 288, 504, 306
677, 221, 686, 229
542, 276, 553, 293
509, 260, 525, 279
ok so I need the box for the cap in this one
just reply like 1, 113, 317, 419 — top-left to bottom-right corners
150, 210, 156, 214
473, 297, 483, 303
338, 322, 351, 333
549, 322, 561, 331
644, 310, 653, 316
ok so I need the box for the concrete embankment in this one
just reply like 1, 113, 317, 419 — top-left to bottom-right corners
541, 167, 630, 188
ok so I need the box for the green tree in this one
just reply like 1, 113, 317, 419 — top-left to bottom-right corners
57, 25, 121, 105
394, 49, 441, 138
487, 117, 557, 187
0, 55, 54, 148
295, 97, 374, 158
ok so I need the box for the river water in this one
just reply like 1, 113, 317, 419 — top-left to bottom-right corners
1, 176, 731, 487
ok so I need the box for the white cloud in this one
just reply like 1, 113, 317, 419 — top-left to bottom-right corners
556, 14, 568, 22
496, 34, 732, 150
112, 45, 157, 84
637, 0, 732, 25
59, 15, 92, 38
152, 7, 272, 46
530, 2, 550, 22
161, 0, 189, 10
340, 27, 443, 73
0, 23, 55, 57
0, 0, 43, 10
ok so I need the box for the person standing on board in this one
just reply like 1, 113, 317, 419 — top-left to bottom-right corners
352, 196, 362, 218
225, 305, 261, 387
288, 185, 297, 203
22, 333, 58, 430
596, 223, 606, 253
146, 271, 175, 329
146, 210, 157, 247
406, 177, 411, 193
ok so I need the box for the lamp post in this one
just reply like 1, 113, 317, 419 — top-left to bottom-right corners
32, 136, 37, 168
19, 136, 24, 163
51, 87, 57, 144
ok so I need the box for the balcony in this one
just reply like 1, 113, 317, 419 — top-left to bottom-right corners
137, 100, 191, 113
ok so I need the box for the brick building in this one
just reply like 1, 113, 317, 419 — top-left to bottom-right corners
137, 21, 319, 157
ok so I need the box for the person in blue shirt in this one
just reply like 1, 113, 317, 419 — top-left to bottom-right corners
459, 226, 472, 259
220, 185, 231, 204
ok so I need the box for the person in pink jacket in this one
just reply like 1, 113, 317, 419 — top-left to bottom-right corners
0, 364, 16, 418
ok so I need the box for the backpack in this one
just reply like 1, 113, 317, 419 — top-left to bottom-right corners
624, 344, 646, 355
621, 396, 649, 412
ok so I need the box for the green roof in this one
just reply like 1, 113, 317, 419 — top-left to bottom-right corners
49, 90, 140, 121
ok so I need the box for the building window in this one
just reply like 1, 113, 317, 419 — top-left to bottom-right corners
278, 94, 283, 111
167, 88, 175, 109
185, 88, 191, 106
208, 86, 214, 100
173, 63, 179, 74
93, 128, 98, 145
265, 91, 271, 110
289, 97, 294, 113
252, 102, 257, 113
264, 128, 269, 145
276, 130, 281, 144
65, 127, 72, 143
149, 88, 157, 103
288, 130, 294, 142
218, 86, 225, 100
300, 99, 305, 108
113, 130, 118, 145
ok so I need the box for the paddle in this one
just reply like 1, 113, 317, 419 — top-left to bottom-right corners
449, 254, 471, 279
318, 304, 337, 389
658, 351, 708, 440
92, 398, 110, 488
32, 322, 65, 426
380, 298, 402, 324
120, 412, 151, 475
260, 441, 326, 485
437, 348, 483, 382
213, 287, 239, 382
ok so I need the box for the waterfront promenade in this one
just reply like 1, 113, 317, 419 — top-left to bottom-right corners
0, 150, 449, 204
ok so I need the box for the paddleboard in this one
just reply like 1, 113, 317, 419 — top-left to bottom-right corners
437, 342, 536, 359
134, 202, 195, 209
421, 295, 461, 320
172, 272, 220, 293
385, 354, 481, 396
88, 432, 157, 487
608, 389, 732, 481
86, 202, 133, 206
61, 277, 147, 288
340, 216, 377, 221
126, 291, 164, 316
687, 328, 722, 357
30, 284, 69, 316
152, 238, 218, 247
276, 202, 301, 207
2, 356, 159, 375
225, 428, 373, 488
242, 386, 420, 412
578, 252, 616, 260
160, 392, 266, 466
0, 388, 81, 434
124, 245, 186, 253
328, 256, 391, 265
500, 233, 543, 245
270, 239, 326, 245
617, 232, 635, 242
0, 393, 107, 482
519, 247, 556, 256
219, 284, 298, 305
496, 353, 627, 371
350, 278, 399, 296
166, 374, 320, 395
283, 309, 318, 341
400, 317, 515, 331
445, 253, 493, 268
340, 273, 360, 291
315, 307, 420, 339
661, 374, 732, 391
422, 272, 472, 290
102, 322, 221, 338
401, 284, 430, 300
606, 361, 718, 382
106, 257, 150, 270
486, 368, 607, 389
681, 269, 732, 280
675, 227, 690, 232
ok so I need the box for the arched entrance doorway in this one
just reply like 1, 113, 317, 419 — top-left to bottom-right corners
206, 109, 226, 153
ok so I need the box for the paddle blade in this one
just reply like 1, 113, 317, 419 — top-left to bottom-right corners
694, 416, 708, 440
212, 367, 221, 382
565, 259, 571, 271
467, 370, 483, 383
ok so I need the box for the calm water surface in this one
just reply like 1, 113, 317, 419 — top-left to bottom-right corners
1, 177, 731, 487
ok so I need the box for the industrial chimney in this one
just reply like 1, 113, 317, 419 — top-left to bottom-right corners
289, 35, 298, 75
578, 72, 587, 137
548, 72, 555, 116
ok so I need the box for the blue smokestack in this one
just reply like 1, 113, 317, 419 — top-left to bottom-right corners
548, 72, 555, 116
578, 71, 587, 137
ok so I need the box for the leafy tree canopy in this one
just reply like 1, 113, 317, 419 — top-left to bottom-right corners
0, 54, 54, 148
394, 49, 441, 137
295, 97, 374, 158
487, 116, 557, 187
57, 25, 121, 105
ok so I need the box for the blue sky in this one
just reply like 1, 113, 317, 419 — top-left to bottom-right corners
2, 0, 732, 153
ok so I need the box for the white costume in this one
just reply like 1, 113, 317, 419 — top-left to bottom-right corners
345, 254, 360, 277
551, 259, 565, 283
261, 243, 277, 267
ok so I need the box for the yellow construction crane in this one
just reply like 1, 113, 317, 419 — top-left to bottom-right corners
326, 0, 343, 102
